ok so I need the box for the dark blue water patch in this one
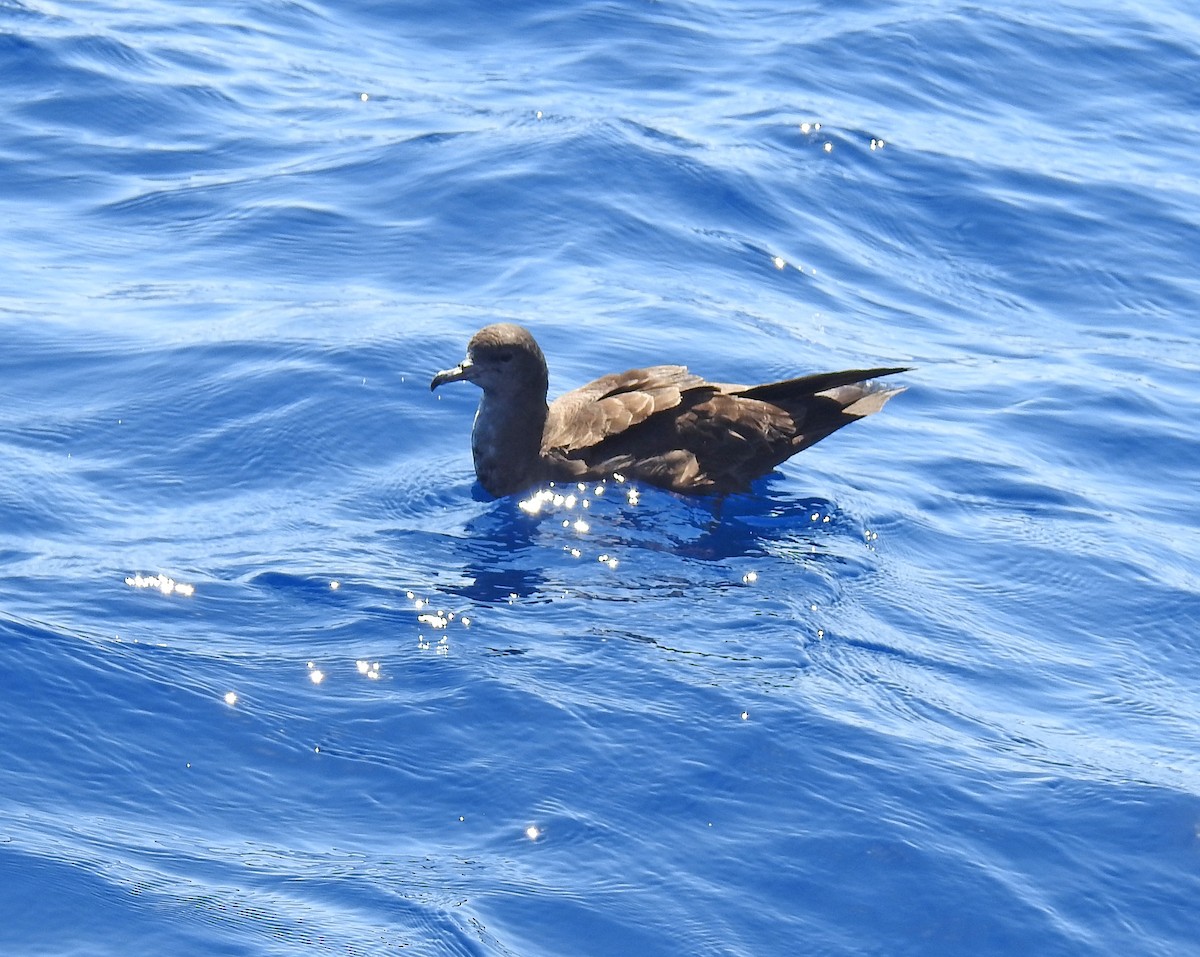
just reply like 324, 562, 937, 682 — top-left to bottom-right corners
0, 841, 207, 956
1, 615, 247, 815
986, 778, 1200, 953
0, 820, 502, 956
4, 329, 440, 502
6, 32, 237, 149
243, 568, 356, 604
0, 31, 58, 98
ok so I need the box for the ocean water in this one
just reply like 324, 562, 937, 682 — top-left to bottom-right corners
2, 0, 1199, 954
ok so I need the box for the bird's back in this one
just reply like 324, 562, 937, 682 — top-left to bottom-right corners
541, 365, 906, 494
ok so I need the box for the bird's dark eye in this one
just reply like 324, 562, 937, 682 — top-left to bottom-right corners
497, 351, 513, 363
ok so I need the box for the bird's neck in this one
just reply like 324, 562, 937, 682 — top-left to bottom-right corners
472, 391, 549, 496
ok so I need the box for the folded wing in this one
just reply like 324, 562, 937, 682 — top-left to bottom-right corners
543, 365, 907, 494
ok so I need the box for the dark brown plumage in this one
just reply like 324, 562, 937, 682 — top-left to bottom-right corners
430, 323, 907, 497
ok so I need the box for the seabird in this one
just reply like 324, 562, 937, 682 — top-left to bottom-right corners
430, 323, 907, 497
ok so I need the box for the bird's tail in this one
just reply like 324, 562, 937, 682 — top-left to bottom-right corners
738, 366, 909, 404
740, 366, 909, 453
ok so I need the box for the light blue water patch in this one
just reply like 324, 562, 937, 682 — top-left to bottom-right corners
2, 0, 1199, 955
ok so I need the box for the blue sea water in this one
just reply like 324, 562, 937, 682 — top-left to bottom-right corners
2, 0, 1200, 953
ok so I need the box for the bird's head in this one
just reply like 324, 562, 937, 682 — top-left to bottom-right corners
430, 323, 549, 399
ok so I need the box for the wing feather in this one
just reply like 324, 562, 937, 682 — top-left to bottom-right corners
540, 362, 906, 494
543, 365, 709, 452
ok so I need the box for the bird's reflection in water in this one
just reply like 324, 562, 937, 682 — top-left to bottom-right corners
449, 491, 546, 605
686, 479, 850, 561
445, 474, 859, 606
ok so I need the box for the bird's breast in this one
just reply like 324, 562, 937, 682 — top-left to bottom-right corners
470, 396, 546, 496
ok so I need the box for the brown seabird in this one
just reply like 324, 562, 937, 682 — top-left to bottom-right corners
430, 323, 908, 497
